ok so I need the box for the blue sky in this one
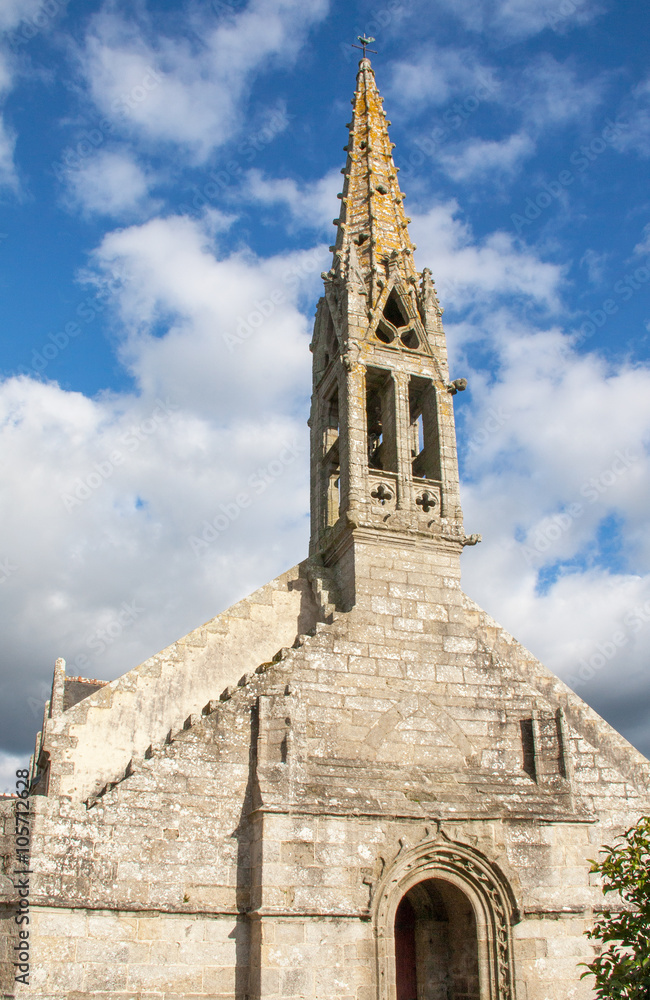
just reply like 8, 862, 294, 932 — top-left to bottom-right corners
1, 0, 649, 789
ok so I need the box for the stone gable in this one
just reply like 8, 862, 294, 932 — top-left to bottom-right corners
2, 579, 648, 998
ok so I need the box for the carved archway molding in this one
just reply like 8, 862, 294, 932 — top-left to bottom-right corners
372, 829, 520, 1000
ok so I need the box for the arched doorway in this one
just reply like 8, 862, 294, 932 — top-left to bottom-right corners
394, 879, 480, 1000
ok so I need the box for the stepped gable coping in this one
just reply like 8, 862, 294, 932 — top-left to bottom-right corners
82, 624, 330, 809
63, 559, 312, 718
39, 559, 322, 800
81, 595, 650, 813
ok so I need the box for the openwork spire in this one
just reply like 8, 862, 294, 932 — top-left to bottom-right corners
332, 58, 417, 307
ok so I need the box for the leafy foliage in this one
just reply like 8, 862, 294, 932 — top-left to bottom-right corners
581, 816, 650, 999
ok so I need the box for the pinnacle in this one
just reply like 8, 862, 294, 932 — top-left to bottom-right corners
332, 57, 417, 304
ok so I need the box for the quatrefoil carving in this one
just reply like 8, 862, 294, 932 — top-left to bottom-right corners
371, 483, 393, 505
416, 491, 438, 513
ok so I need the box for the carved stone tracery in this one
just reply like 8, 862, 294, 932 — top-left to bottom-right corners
372, 832, 518, 1000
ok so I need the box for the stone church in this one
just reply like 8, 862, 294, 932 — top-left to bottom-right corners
2, 57, 649, 1000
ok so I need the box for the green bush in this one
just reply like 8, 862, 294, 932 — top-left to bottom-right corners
581, 816, 650, 999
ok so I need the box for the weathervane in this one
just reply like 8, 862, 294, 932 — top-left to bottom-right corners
352, 35, 377, 58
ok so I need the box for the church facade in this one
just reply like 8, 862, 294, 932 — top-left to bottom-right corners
2, 57, 649, 1000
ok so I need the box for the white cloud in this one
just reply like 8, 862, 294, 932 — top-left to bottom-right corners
84, 213, 327, 405
437, 131, 535, 182
0, 212, 329, 759
411, 200, 563, 309
612, 75, 650, 159
0, 50, 19, 190
0, 0, 46, 32
63, 149, 157, 217
0, 52, 12, 96
387, 45, 499, 110
462, 334, 650, 517
1, 0, 74, 190
634, 223, 650, 256
0, 0, 64, 191
580, 248, 609, 285
0, 753, 28, 796
0, 112, 17, 190
427, 0, 607, 40
386, 52, 605, 189
515, 54, 607, 130
241, 167, 340, 233
79, 0, 329, 162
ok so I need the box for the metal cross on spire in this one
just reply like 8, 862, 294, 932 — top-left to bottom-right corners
352, 35, 377, 59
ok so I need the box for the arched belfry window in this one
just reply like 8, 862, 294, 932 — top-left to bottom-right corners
409, 377, 441, 482
373, 838, 518, 1000
323, 385, 340, 528
366, 367, 397, 473
322, 305, 337, 368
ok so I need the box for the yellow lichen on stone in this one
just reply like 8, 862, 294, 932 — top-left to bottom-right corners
334, 58, 417, 304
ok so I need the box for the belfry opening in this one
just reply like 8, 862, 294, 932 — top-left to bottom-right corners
394, 880, 480, 1000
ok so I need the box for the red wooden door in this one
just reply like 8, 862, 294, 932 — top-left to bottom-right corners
395, 896, 418, 1000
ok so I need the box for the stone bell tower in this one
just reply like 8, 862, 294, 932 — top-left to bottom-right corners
309, 57, 473, 611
